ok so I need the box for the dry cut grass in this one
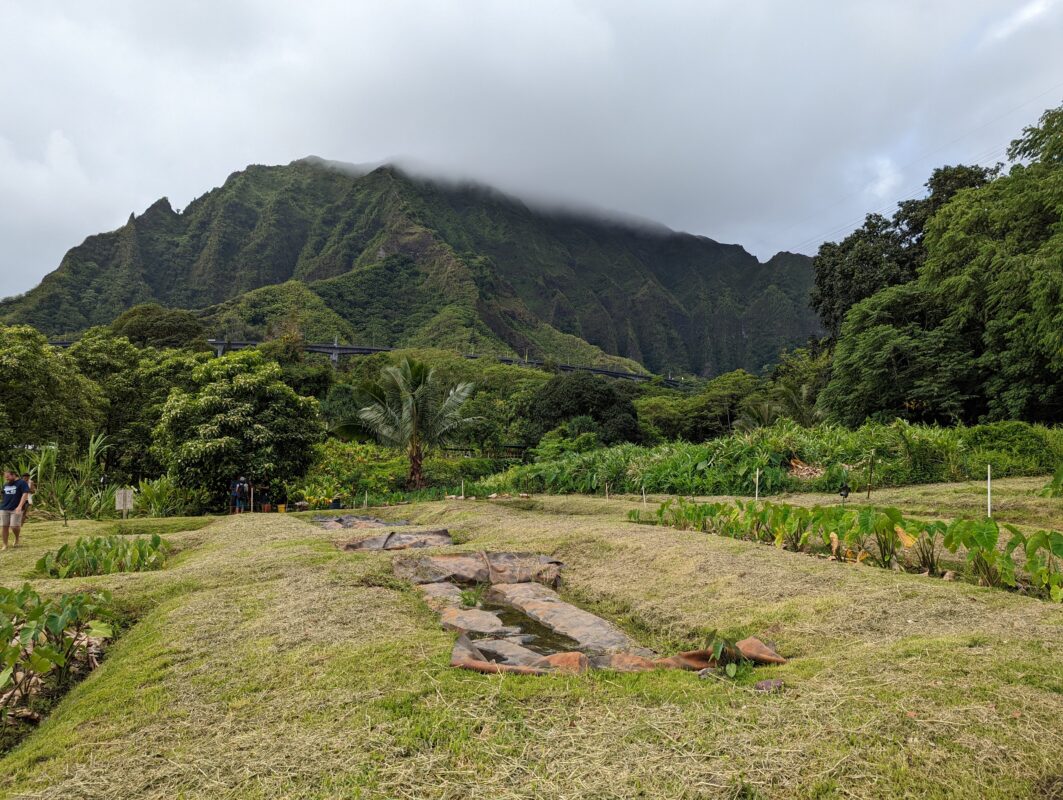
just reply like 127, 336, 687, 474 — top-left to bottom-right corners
0, 480, 1060, 799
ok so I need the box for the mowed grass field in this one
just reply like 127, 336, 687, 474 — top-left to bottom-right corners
1, 478, 1061, 799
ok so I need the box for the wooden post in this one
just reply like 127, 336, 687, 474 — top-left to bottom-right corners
642, 486, 647, 507
605, 482, 610, 500
866, 450, 874, 500
250, 484, 254, 513
461, 479, 465, 500
987, 464, 992, 518
364, 489, 368, 509
755, 468, 760, 501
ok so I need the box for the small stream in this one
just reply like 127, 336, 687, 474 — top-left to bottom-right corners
477, 603, 582, 656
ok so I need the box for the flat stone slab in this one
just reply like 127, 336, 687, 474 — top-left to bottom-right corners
472, 638, 547, 667
393, 552, 563, 587
439, 606, 520, 636
416, 582, 464, 611
344, 529, 452, 551
316, 514, 409, 530
485, 582, 653, 656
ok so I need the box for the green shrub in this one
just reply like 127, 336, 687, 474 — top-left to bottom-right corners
962, 422, 1052, 470
36, 535, 169, 578
289, 439, 509, 508
1, 584, 113, 723
134, 475, 211, 517
490, 420, 1059, 497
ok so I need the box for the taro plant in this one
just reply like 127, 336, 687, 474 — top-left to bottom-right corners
942, 518, 1021, 588
706, 630, 746, 679
36, 534, 169, 579
0, 584, 113, 722
636, 496, 1063, 602
1040, 465, 1063, 498
1015, 529, 1063, 601
908, 519, 947, 575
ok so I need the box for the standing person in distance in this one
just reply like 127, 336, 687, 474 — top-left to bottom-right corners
20, 472, 35, 523
1, 469, 31, 550
231, 476, 250, 514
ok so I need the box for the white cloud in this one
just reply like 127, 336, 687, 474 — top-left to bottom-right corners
1, 0, 1062, 296
983, 0, 1053, 43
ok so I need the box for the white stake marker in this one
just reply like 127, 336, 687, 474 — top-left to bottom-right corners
987, 464, 992, 518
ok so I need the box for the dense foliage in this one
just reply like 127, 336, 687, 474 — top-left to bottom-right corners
288, 440, 501, 507
489, 419, 1062, 497
0, 326, 103, 457
153, 350, 325, 505
816, 104, 1063, 425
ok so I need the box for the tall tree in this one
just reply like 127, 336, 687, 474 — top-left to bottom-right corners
811, 164, 992, 337
821, 104, 1063, 424
0, 325, 103, 461
153, 350, 323, 505
339, 358, 476, 488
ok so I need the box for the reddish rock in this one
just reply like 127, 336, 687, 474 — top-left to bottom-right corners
736, 637, 786, 665
590, 652, 660, 672
473, 638, 547, 667
439, 606, 519, 636
416, 582, 464, 611
450, 635, 548, 675
654, 649, 716, 671
345, 529, 453, 551
537, 651, 590, 674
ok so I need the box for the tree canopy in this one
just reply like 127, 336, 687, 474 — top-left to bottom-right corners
153, 350, 324, 503
819, 103, 1063, 425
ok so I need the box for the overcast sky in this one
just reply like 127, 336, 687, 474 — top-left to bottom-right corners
2, 1, 1062, 297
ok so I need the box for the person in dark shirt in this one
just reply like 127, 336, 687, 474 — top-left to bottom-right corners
230, 477, 250, 514
1, 469, 31, 549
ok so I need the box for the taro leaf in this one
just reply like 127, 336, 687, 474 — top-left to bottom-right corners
87, 620, 113, 639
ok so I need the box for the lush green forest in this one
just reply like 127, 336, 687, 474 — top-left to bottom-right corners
0, 105, 1060, 514
0, 158, 820, 377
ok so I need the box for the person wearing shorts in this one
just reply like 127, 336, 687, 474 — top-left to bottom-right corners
1, 469, 30, 550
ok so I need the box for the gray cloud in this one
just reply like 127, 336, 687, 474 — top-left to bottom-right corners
1, 0, 1061, 296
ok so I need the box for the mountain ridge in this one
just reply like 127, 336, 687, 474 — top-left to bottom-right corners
0, 159, 822, 375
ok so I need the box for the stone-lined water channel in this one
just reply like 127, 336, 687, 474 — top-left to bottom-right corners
392, 551, 787, 676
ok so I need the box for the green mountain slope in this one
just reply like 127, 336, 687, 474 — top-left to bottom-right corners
0, 158, 821, 375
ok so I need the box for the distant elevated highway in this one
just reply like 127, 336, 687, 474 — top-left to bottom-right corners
48, 337, 683, 386
207, 339, 684, 386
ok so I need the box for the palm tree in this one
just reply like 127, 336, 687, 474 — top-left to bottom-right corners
334, 358, 477, 488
